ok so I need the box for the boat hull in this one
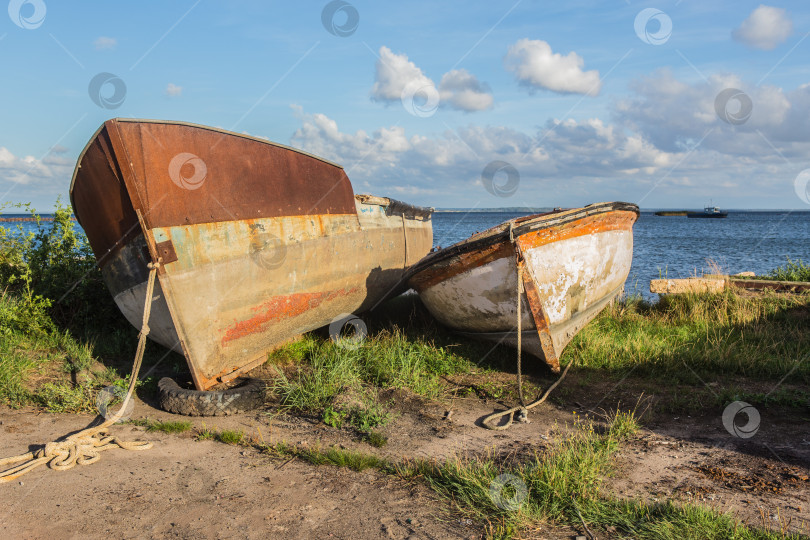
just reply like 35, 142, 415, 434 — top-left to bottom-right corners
71, 119, 432, 389
408, 203, 638, 371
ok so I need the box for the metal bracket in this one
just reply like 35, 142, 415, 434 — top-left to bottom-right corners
154, 239, 178, 265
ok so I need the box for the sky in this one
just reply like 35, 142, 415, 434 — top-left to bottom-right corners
1, 1, 810, 211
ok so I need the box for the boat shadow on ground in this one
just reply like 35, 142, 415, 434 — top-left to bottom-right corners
344, 291, 809, 469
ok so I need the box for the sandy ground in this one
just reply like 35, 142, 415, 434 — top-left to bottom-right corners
0, 374, 808, 539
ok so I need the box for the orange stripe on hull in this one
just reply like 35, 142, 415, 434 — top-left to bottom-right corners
411, 210, 637, 292
222, 286, 360, 345
514, 211, 637, 253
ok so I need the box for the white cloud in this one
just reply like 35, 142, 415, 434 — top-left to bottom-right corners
371, 46, 433, 102
93, 36, 117, 50
165, 83, 183, 97
732, 5, 792, 50
504, 38, 601, 96
290, 64, 810, 208
289, 106, 676, 204
613, 69, 808, 157
438, 69, 493, 112
0, 147, 71, 186
370, 46, 493, 112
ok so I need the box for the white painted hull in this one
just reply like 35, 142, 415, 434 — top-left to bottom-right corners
409, 203, 638, 368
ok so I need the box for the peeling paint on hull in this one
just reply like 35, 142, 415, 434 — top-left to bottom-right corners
408, 203, 638, 370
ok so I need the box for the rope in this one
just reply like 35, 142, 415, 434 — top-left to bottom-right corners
516, 263, 525, 408
482, 359, 575, 430
0, 260, 161, 483
482, 238, 573, 430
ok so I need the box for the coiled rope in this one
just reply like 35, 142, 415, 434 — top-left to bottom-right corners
0, 261, 161, 483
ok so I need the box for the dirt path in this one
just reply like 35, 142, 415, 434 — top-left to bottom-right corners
1, 380, 808, 538
0, 408, 478, 540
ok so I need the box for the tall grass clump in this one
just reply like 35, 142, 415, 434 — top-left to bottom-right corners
564, 288, 810, 382
269, 330, 472, 431
764, 257, 810, 282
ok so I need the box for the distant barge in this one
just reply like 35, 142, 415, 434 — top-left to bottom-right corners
654, 206, 728, 218
687, 206, 727, 218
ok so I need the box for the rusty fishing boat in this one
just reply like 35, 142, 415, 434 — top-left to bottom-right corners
71, 119, 432, 390
407, 202, 639, 371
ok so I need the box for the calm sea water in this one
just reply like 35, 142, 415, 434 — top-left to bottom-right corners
433, 210, 810, 299
4, 210, 808, 300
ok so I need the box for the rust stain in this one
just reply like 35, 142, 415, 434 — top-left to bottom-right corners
518, 257, 560, 373
412, 210, 636, 292
515, 211, 636, 253
221, 286, 361, 345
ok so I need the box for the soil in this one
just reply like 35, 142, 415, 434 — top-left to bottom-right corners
1, 368, 808, 539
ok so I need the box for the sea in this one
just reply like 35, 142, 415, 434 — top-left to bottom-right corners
3, 210, 808, 301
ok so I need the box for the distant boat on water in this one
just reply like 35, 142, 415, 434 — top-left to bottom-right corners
687, 205, 728, 218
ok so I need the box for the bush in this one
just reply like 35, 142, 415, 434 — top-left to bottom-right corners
0, 200, 125, 336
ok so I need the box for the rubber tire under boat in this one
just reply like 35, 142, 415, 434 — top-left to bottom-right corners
157, 377, 266, 416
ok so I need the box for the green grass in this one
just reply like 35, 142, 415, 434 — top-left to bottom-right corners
255, 412, 797, 539
764, 258, 810, 282
129, 418, 193, 434
564, 289, 810, 383
362, 430, 388, 448
216, 429, 245, 445
396, 411, 798, 539
269, 329, 471, 441
266, 441, 388, 472
194, 425, 216, 441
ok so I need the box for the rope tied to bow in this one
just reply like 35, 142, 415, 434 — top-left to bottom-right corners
0, 260, 162, 483
482, 229, 573, 430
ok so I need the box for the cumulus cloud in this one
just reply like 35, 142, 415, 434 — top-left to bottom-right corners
732, 5, 792, 50
93, 36, 117, 50
0, 147, 71, 186
165, 83, 182, 97
289, 106, 678, 204
613, 69, 808, 158
291, 62, 810, 208
438, 69, 493, 112
370, 46, 493, 112
504, 39, 601, 96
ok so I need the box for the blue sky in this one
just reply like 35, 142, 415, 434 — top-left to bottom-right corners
1, 0, 809, 210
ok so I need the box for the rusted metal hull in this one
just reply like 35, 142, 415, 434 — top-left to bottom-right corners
71, 119, 432, 390
408, 202, 639, 371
